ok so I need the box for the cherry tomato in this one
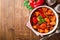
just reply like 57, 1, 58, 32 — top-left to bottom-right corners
32, 17, 38, 24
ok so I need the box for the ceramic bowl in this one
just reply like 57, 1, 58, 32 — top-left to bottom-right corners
29, 5, 58, 36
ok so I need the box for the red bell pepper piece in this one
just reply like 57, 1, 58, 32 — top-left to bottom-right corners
32, 17, 38, 24
39, 9, 45, 18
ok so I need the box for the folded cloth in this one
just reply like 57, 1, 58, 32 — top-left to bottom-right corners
26, 21, 43, 36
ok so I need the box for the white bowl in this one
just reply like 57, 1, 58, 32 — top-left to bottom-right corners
29, 5, 58, 36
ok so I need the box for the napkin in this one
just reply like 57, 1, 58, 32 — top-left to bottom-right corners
26, 21, 44, 36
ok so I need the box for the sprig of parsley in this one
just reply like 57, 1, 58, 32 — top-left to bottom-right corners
37, 16, 45, 24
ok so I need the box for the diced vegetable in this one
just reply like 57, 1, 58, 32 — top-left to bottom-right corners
39, 9, 43, 13
37, 26, 40, 29
35, 11, 40, 16
39, 9, 46, 18
44, 29, 49, 33
46, 12, 50, 15
40, 13, 46, 18
45, 18, 50, 23
47, 23, 50, 25
48, 10, 52, 13
46, 9, 53, 15
51, 16, 56, 22
33, 25, 37, 29
42, 7, 47, 12
50, 26, 53, 30
40, 23, 47, 29
51, 13, 54, 15
38, 29, 44, 33
50, 21, 56, 25
33, 24, 40, 29
32, 17, 38, 24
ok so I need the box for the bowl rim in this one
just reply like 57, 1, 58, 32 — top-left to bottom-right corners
29, 5, 59, 35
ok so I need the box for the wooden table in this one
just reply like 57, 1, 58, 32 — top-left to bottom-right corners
0, 0, 60, 40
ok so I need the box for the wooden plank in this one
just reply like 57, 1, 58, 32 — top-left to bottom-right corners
0, 0, 2, 40
1, 0, 15, 40
14, 0, 30, 40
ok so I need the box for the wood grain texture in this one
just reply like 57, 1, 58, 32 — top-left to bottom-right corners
0, 0, 60, 40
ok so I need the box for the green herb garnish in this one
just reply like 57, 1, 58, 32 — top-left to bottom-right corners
37, 16, 45, 24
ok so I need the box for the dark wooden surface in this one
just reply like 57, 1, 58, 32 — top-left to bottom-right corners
0, 0, 60, 40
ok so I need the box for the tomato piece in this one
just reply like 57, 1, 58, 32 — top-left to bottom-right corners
46, 9, 53, 15
50, 26, 53, 30
45, 18, 50, 23
42, 7, 47, 12
35, 11, 40, 16
50, 21, 56, 25
32, 17, 38, 24
51, 16, 56, 22
40, 13, 45, 18
38, 9, 45, 18
40, 23, 47, 29
33, 25, 37, 29
44, 29, 49, 33
38, 29, 44, 33
37, 26, 40, 29
39, 9, 43, 13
